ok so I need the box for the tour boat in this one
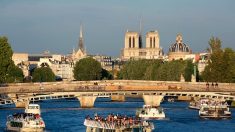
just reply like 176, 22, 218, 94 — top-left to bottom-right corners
136, 105, 165, 120
84, 114, 154, 132
189, 98, 210, 110
6, 104, 45, 132
199, 103, 231, 119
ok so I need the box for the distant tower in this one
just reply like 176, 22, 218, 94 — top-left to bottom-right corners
72, 25, 87, 61
78, 25, 84, 52
146, 31, 160, 49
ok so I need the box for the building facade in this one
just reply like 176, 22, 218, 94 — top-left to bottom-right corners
12, 53, 29, 77
121, 31, 163, 60
93, 55, 113, 71
37, 57, 74, 80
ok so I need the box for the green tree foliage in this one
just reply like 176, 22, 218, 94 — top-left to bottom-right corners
32, 67, 55, 82
101, 69, 113, 80
220, 48, 235, 82
118, 59, 162, 80
0, 36, 24, 83
156, 60, 193, 81
202, 37, 235, 83
6, 65, 24, 83
118, 59, 194, 81
0, 36, 13, 83
207, 37, 222, 53
73, 57, 102, 81
184, 60, 194, 82
144, 60, 162, 80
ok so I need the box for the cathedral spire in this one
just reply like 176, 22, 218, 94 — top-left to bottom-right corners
78, 25, 84, 52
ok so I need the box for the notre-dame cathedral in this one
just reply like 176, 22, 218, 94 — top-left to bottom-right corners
121, 30, 163, 60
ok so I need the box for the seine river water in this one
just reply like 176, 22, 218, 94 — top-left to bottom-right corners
1, 98, 235, 132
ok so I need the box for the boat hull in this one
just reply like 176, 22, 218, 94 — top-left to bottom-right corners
188, 105, 200, 110
6, 125, 44, 132
199, 114, 231, 119
139, 116, 165, 120
84, 119, 154, 132
6, 120, 45, 132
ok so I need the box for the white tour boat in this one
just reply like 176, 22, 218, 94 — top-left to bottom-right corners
199, 103, 231, 119
136, 105, 165, 120
6, 104, 45, 132
84, 114, 154, 132
189, 98, 210, 110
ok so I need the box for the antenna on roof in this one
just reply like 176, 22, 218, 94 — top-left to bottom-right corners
139, 15, 143, 48
139, 15, 143, 34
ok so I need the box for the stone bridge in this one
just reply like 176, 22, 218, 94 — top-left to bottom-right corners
1, 80, 235, 108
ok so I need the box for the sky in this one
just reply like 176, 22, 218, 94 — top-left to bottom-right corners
0, 0, 235, 57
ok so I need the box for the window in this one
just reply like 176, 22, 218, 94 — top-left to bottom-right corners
150, 37, 152, 48
133, 37, 135, 48
153, 37, 155, 48
129, 37, 131, 48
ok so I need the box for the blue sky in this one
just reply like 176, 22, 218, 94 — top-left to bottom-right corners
0, 0, 235, 57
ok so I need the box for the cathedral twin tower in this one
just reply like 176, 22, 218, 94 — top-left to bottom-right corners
122, 30, 163, 60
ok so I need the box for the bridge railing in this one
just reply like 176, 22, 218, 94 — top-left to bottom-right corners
0, 85, 107, 94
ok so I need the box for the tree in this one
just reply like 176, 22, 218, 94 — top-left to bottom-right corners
101, 68, 113, 80
6, 64, 24, 83
0, 36, 24, 83
202, 37, 235, 83
156, 60, 189, 81
144, 60, 162, 80
219, 48, 235, 82
207, 37, 222, 53
32, 67, 55, 82
0, 36, 13, 83
73, 57, 102, 81
184, 60, 194, 82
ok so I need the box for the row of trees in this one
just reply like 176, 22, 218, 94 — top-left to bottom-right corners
118, 59, 195, 82
201, 37, 235, 83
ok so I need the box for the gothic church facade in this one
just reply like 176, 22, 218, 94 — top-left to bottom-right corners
121, 31, 163, 60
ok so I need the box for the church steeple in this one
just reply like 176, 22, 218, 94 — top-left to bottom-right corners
78, 25, 84, 52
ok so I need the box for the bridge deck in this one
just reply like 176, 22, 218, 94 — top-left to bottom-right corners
1, 80, 235, 106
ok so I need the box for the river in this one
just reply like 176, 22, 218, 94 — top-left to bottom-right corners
1, 98, 235, 132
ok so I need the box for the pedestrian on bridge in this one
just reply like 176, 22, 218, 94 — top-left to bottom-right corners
206, 82, 209, 91
215, 82, 218, 88
211, 82, 214, 89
